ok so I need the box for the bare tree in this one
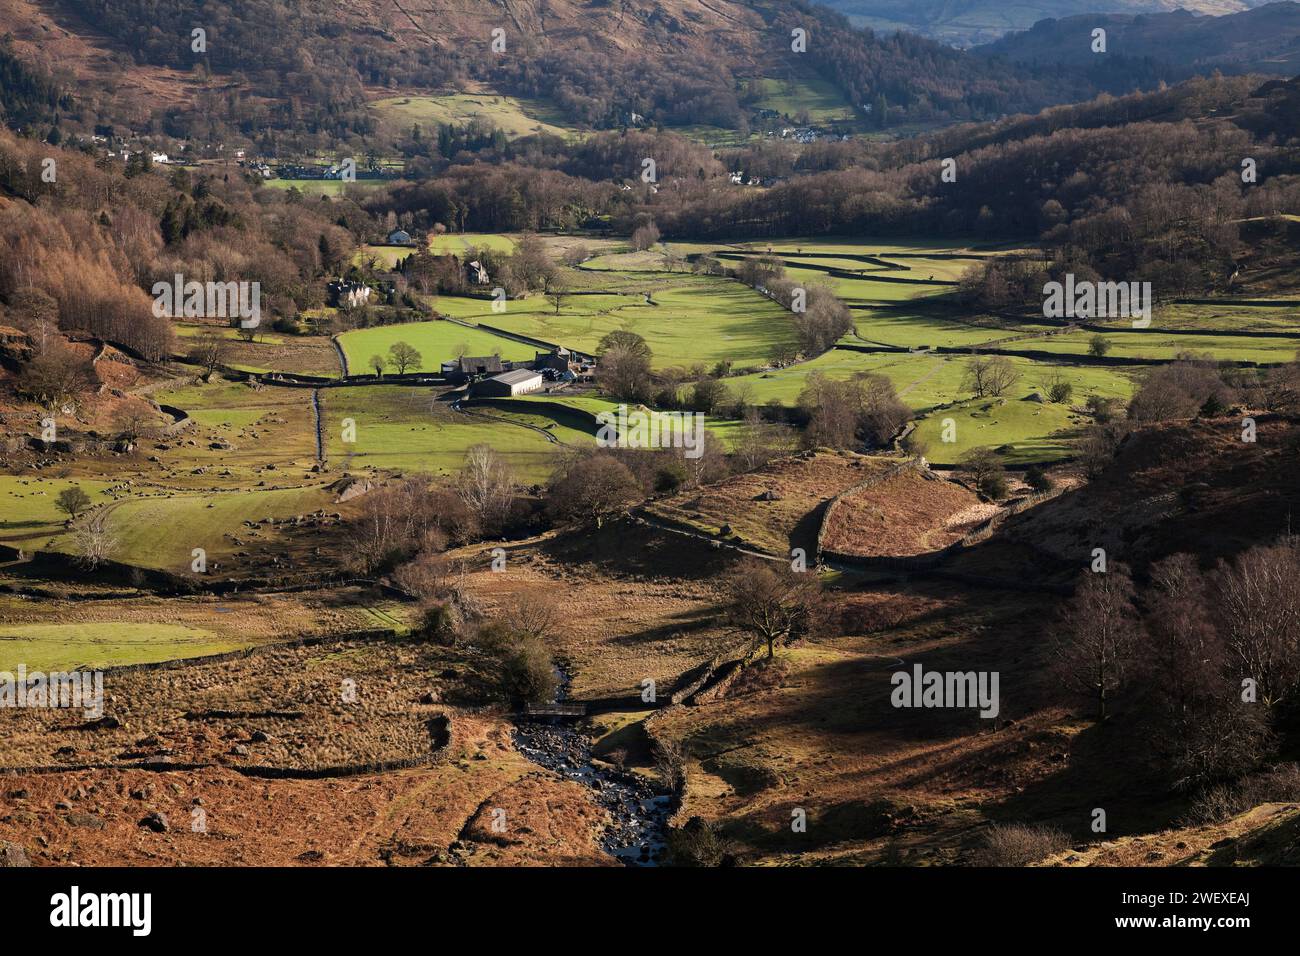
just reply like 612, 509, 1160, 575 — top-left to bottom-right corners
595, 331, 654, 403
56, 486, 92, 519
387, 341, 421, 375
187, 330, 229, 382
112, 407, 161, 445
15, 341, 96, 409
1140, 553, 1271, 787
546, 454, 641, 528
631, 223, 660, 251
1051, 566, 1141, 720
500, 592, 560, 642
1211, 538, 1300, 709
724, 558, 826, 661
962, 355, 1020, 398
73, 513, 118, 570
456, 444, 517, 532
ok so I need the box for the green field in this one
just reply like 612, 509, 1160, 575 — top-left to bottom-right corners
320, 385, 589, 482
753, 76, 856, 123
359, 234, 519, 269
431, 278, 797, 370
154, 377, 319, 465
1143, 303, 1300, 334
263, 178, 384, 197
910, 396, 1090, 466
337, 318, 536, 373
0, 622, 242, 671
0, 477, 116, 550
852, 312, 1055, 349
428, 232, 518, 255
96, 486, 334, 571
369, 94, 571, 139
1023, 329, 1300, 365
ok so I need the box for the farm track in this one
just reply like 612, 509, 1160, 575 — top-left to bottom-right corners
450, 400, 561, 444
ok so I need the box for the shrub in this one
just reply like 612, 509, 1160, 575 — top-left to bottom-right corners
974, 823, 1070, 866
667, 816, 741, 867
497, 634, 559, 705
1024, 465, 1054, 493
415, 602, 457, 645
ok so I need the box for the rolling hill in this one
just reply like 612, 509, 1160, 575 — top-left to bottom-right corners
0, 0, 1094, 138
819, 0, 1272, 47
974, 2, 1300, 80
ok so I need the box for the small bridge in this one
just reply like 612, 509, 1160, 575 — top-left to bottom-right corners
522, 702, 587, 717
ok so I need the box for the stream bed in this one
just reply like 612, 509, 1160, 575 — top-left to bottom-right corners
512, 667, 672, 866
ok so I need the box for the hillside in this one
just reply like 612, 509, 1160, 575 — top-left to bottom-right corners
974, 2, 1300, 84
0, 0, 1094, 140
820, 0, 1267, 47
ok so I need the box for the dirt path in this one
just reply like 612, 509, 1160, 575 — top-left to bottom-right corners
450, 399, 564, 445
898, 353, 948, 397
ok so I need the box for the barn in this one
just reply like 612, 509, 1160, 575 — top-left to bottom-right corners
473, 369, 544, 397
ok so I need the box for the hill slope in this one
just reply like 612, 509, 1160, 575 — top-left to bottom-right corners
974, 2, 1300, 81
0, 0, 1092, 138
820, 0, 1269, 47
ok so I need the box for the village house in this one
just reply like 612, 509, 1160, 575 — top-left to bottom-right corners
466, 260, 491, 285
327, 280, 372, 309
386, 229, 413, 245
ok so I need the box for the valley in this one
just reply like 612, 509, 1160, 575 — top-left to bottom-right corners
1, 0, 1299, 893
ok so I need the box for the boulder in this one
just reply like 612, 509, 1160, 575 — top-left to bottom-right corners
331, 475, 373, 503
138, 812, 169, 833
0, 841, 30, 867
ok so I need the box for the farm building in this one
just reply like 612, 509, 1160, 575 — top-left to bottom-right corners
473, 369, 544, 397
533, 347, 571, 373
466, 260, 491, 285
446, 354, 517, 384
387, 229, 413, 244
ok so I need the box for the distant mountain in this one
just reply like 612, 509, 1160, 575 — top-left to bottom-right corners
973, 2, 1300, 82
0, 0, 1096, 140
818, 0, 1270, 47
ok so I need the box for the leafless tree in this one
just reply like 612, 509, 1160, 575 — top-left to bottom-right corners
546, 454, 641, 528
73, 513, 119, 570
500, 592, 560, 642
1211, 538, 1300, 709
962, 355, 1020, 398
724, 557, 827, 661
387, 341, 421, 375
15, 340, 96, 409
631, 223, 660, 251
1140, 553, 1271, 787
1051, 566, 1141, 720
187, 330, 229, 382
456, 444, 517, 532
